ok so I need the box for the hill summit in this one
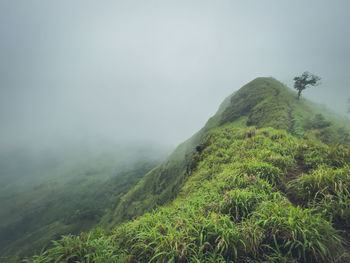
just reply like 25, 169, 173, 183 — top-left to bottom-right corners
24, 77, 350, 263
108, 77, 349, 226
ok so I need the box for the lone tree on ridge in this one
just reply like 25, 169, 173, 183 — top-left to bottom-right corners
293, 71, 321, 100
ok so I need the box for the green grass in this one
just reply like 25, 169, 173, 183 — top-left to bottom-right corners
25, 126, 350, 263
108, 78, 350, 231
10, 77, 350, 262
288, 165, 350, 229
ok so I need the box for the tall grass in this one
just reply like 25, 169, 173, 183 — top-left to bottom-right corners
25, 126, 349, 262
288, 165, 350, 229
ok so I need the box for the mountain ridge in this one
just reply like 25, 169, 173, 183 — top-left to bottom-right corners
14, 77, 350, 262
108, 77, 350, 227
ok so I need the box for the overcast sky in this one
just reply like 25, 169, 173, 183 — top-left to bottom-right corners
1, 0, 350, 151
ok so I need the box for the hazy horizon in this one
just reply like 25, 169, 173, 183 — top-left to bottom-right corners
1, 0, 350, 152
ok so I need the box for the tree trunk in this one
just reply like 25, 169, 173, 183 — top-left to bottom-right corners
297, 90, 302, 100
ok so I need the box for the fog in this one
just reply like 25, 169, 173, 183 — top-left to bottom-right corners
1, 0, 350, 152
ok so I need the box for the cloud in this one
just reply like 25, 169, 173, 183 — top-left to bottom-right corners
1, 0, 349, 151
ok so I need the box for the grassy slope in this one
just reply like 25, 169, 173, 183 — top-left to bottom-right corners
109, 87, 233, 226
110, 77, 350, 226
21, 77, 350, 262
26, 126, 350, 262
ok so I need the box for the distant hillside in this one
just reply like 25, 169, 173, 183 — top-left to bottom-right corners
21, 77, 350, 262
0, 145, 167, 261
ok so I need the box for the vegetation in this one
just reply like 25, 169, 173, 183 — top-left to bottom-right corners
111, 78, 350, 230
0, 147, 164, 260
4, 77, 350, 262
293, 72, 321, 100
23, 126, 350, 263
288, 165, 350, 229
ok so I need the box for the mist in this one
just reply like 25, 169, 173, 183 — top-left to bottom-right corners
1, 0, 350, 153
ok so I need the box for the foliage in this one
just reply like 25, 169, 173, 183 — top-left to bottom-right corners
303, 114, 331, 130
25, 126, 350, 263
288, 165, 350, 229
253, 201, 342, 262
293, 72, 321, 100
8, 77, 350, 262
219, 78, 293, 131
108, 77, 350, 233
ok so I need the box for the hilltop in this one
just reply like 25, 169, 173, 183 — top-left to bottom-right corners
108, 77, 350, 227
18, 78, 350, 262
